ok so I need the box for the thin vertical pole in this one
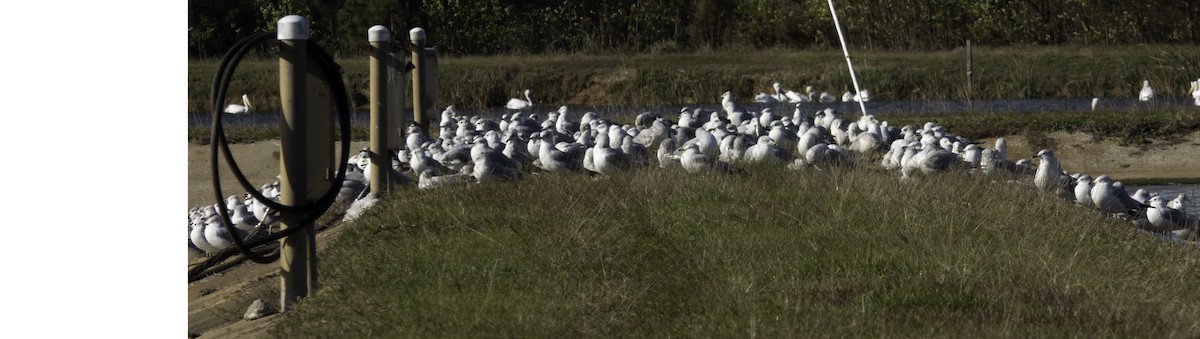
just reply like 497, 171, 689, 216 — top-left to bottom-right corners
369, 25, 392, 194
827, 0, 868, 115
277, 14, 314, 311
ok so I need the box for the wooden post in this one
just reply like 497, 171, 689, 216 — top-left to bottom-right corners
369, 25, 392, 194
410, 28, 429, 135
277, 14, 316, 311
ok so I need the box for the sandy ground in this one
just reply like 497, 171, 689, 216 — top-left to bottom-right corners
979, 131, 1200, 181
186, 131, 1200, 337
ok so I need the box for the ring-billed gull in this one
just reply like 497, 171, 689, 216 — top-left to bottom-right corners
1146, 195, 1199, 234
1090, 175, 1149, 216
1034, 149, 1074, 200
1073, 174, 1094, 208
740, 135, 791, 165
536, 133, 583, 173
1168, 193, 1191, 212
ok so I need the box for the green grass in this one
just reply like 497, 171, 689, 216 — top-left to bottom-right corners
189, 44, 1200, 113
268, 166, 1200, 337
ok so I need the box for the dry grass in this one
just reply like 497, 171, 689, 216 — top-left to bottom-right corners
267, 164, 1200, 337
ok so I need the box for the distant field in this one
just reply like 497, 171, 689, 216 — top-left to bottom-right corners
189, 44, 1200, 113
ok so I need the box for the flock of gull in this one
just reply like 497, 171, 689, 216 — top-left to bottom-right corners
190, 84, 1199, 259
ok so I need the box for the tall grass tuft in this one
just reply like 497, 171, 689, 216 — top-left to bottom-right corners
270, 165, 1200, 337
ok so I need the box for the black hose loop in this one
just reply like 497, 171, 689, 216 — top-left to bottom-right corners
193, 30, 352, 280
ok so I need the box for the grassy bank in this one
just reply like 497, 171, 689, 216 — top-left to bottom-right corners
189, 44, 1200, 113
266, 165, 1200, 337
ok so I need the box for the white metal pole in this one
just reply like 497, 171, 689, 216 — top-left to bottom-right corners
827, 0, 868, 115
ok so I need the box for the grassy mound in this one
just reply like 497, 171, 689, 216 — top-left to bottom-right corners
269, 165, 1200, 337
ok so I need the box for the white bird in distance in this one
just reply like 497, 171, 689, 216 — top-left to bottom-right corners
224, 94, 253, 114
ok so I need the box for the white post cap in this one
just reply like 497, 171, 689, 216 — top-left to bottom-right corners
409, 27, 426, 42
278, 15, 309, 40
368, 25, 391, 42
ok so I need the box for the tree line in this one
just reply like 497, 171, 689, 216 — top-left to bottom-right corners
189, 0, 1199, 57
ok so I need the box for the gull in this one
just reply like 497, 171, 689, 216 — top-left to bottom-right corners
742, 135, 793, 165
1146, 195, 1199, 234
1034, 149, 1074, 200
337, 167, 368, 204
342, 192, 381, 222
536, 133, 582, 173
679, 143, 742, 174
555, 106, 580, 135
1090, 175, 1148, 216
591, 135, 634, 175
785, 89, 811, 103
190, 211, 218, 254
418, 168, 474, 190
227, 195, 259, 232
679, 127, 719, 160
1131, 189, 1154, 205
960, 144, 982, 170
853, 89, 871, 102
807, 142, 854, 170
620, 134, 650, 167
679, 144, 714, 174
1073, 174, 1094, 209
502, 132, 534, 170
720, 90, 748, 117
656, 137, 680, 169
758, 108, 782, 130
440, 105, 460, 127
224, 94, 252, 114
409, 149, 453, 177
849, 128, 885, 156
473, 149, 522, 183
900, 143, 967, 179
633, 118, 670, 150
203, 210, 243, 253
1168, 193, 1191, 212
631, 111, 659, 129
993, 138, 1009, 162
768, 122, 799, 154
819, 91, 837, 103
188, 237, 204, 260
718, 133, 749, 163
881, 139, 911, 171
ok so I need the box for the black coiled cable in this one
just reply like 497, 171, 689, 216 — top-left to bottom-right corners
190, 31, 352, 282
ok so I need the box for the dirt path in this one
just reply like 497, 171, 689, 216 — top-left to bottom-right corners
186, 132, 1200, 337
